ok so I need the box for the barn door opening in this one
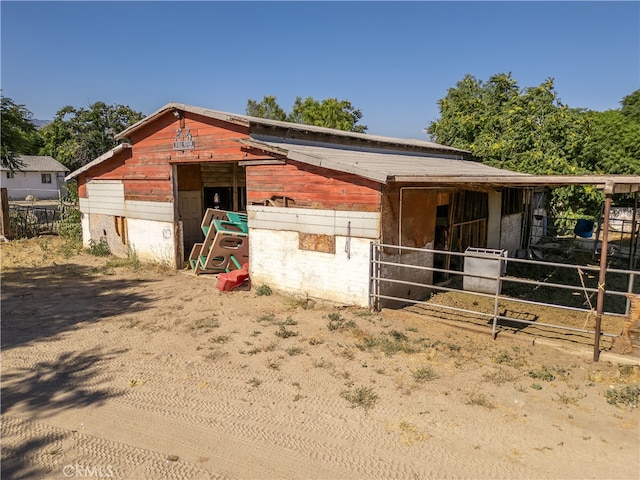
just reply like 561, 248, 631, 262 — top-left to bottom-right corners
178, 190, 203, 258
203, 186, 247, 212
175, 164, 204, 262
201, 162, 246, 212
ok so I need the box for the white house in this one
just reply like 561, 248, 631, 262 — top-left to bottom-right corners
1, 155, 68, 200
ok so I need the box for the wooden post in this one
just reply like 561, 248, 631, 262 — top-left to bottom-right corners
594, 188, 613, 362
0, 187, 10, 239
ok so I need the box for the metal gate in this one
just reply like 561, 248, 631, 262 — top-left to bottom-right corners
370, 242, 638, 353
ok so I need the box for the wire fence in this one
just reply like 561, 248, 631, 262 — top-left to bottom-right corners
8, 203, 80, 239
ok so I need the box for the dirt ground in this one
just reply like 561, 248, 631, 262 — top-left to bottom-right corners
1, 236, 639, 480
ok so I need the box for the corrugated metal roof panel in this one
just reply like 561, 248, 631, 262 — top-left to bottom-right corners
245, 140, 524, 183
242, 139, 640, 193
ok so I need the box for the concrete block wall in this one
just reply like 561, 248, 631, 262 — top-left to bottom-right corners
249, 228, 371, 306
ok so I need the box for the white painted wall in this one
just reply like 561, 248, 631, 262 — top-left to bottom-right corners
1, 171, 64, 200
487, 191, 523, 256
248, 205, 380, 306
85, 181, 125, 215
249, 229, 371, 306
127, 218, 175, 266
80, 205, 91, 246
80, 180, 176, 264
249, 205, 379, 237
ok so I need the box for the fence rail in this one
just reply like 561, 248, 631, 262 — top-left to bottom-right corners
370, 243, 639, 352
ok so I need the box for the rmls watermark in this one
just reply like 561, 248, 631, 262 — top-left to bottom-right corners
62, 464, 115, 478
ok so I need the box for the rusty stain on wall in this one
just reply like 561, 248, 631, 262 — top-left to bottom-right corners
299, 233, 336, 254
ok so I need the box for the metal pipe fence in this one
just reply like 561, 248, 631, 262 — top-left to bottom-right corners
370, 242, 638, 348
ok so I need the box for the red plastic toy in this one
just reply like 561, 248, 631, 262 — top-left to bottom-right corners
215, 263, 249, 292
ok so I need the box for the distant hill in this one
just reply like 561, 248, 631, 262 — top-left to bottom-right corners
32, 119, 51, 128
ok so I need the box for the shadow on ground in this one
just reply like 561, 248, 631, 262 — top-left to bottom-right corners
1, 261, 148, 478
0, 425, 67, 480
1, 348, 125, 418
1, 347, 126, 479
1, 262, 157, 351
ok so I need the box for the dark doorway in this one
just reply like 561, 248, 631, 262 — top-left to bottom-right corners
204, 187, 233, 211
434, 204, 450, 283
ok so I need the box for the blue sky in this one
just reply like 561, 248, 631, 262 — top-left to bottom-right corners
2, 1, 639, 140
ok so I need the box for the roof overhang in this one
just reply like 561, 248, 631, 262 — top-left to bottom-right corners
390, 175, 640, 194
240, 138, 392, 182
65, 143, 131, 181
241, 138, 640, 194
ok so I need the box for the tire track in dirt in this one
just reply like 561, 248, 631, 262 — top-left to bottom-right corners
104, 381, 539, 479
3, 343, 539, 478
2, 415, 232, 480
109, 390, 417, 478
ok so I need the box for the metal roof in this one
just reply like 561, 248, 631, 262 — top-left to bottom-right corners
1, 155, 68, 172
115, 102, 468, 156
239, 139, 522, 183
240, 139, 640, 193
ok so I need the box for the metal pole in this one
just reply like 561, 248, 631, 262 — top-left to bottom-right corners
629, 192, 638, 271
491, 252, 505, 340
369, 242, 375, 310
594, 190, 613, 362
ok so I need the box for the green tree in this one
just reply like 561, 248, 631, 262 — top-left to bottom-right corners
246, 95, 367, 133
289, 96, 367, 133
428, 74, 581, 174
40, 102, 144, 171
578, 109, 640, 175
620, 89, 640, 123
1, 95, 42, 170
426, 73, 624, 217
246, 95, 287, 121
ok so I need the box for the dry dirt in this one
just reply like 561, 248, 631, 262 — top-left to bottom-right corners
1, 236, 639, 480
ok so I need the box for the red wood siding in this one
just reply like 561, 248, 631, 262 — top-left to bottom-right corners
80, 111, 266, 203
78, 149, 131, 198
80, 110, 381, 210
130, 113, 257, 164
246, 161, 382, 212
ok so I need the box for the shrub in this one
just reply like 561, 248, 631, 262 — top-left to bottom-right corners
255, 285, 272, 296
341, 386, 379, 410
87, 237, 110, 256
412, 366, 438, 382
275, 325, 298, 339
326, 313, 357, 332
605, 385, 640, 408
58, 206, 81, 240
528, 366, 556, 382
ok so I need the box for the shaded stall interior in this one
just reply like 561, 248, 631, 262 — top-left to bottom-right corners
378, 183, 530, 302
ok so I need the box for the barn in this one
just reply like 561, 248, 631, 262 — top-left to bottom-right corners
66, 102, 638, 307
